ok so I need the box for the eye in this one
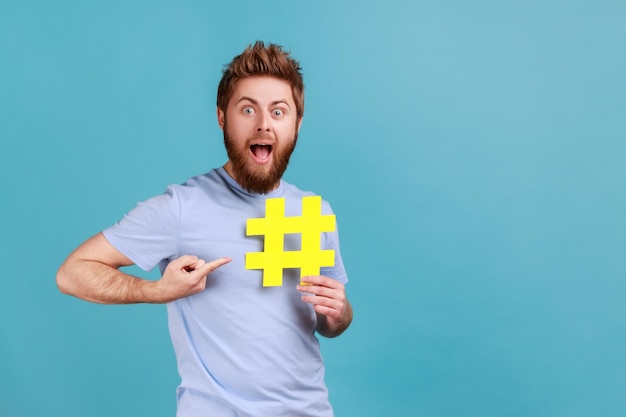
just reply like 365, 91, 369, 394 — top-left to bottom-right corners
273, 108, 284, 117
243, 107, 255, 115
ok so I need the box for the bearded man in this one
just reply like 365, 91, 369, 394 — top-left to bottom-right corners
56, 41, 353, 416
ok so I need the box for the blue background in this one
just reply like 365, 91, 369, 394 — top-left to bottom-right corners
1, 1, 625, 416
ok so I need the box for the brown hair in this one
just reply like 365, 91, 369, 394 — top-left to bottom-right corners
217, 41, 304, 119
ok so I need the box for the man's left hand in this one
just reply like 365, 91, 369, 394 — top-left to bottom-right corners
297, 276, 353, 338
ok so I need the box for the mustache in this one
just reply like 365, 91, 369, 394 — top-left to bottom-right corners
250, 132, 276, 142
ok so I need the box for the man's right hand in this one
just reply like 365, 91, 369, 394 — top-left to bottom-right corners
155, 255, 232, 303
57, 233, 231, 304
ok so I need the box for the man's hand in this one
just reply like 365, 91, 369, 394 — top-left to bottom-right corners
297, 276, 353, 338
155, 255, 232, 303
57, 232, 231, 304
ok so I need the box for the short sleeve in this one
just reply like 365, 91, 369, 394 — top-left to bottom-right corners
103, 185, 181, 271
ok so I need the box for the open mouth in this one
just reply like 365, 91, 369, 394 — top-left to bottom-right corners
250, 144, 273, 164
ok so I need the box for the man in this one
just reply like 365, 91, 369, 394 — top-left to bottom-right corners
57, 41, 353, 416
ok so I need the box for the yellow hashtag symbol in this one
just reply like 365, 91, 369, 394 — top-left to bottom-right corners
246, 196, 336, 287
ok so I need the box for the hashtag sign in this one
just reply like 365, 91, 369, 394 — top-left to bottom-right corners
246, 196, 336, 287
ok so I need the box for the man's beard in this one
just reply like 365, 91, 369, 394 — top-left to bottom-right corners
223, 122, 298, 194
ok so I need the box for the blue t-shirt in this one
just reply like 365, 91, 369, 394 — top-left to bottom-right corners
103, 167, 348, 417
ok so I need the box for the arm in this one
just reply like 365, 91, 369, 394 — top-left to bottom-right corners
297, 276, 353, 338
56, 233, 231, 304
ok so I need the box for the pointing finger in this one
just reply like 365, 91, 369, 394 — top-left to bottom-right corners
192, 257, 232, 277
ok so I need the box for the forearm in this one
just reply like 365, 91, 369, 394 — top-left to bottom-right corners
58, 233, 232, 304
316, 300, 353, 338
57, 259, 162, 304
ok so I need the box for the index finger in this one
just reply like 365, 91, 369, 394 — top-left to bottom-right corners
193, 257, 232, 277
300, 275, 342, 288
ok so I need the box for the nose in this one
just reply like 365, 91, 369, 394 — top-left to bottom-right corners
256, 111, 272, 133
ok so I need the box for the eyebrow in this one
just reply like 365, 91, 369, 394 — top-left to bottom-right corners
236, 96, 291, 108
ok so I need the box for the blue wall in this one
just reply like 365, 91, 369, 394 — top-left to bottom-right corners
1, 1, 625, 416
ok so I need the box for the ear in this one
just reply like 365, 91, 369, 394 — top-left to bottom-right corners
217, 107, 225, 130
296, 116, 303, 133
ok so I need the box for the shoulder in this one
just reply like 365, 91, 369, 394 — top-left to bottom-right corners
177, 169, 219, 191
168, 169, 228, 200
282, 179, 330, 200
281, 180, 335, 215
